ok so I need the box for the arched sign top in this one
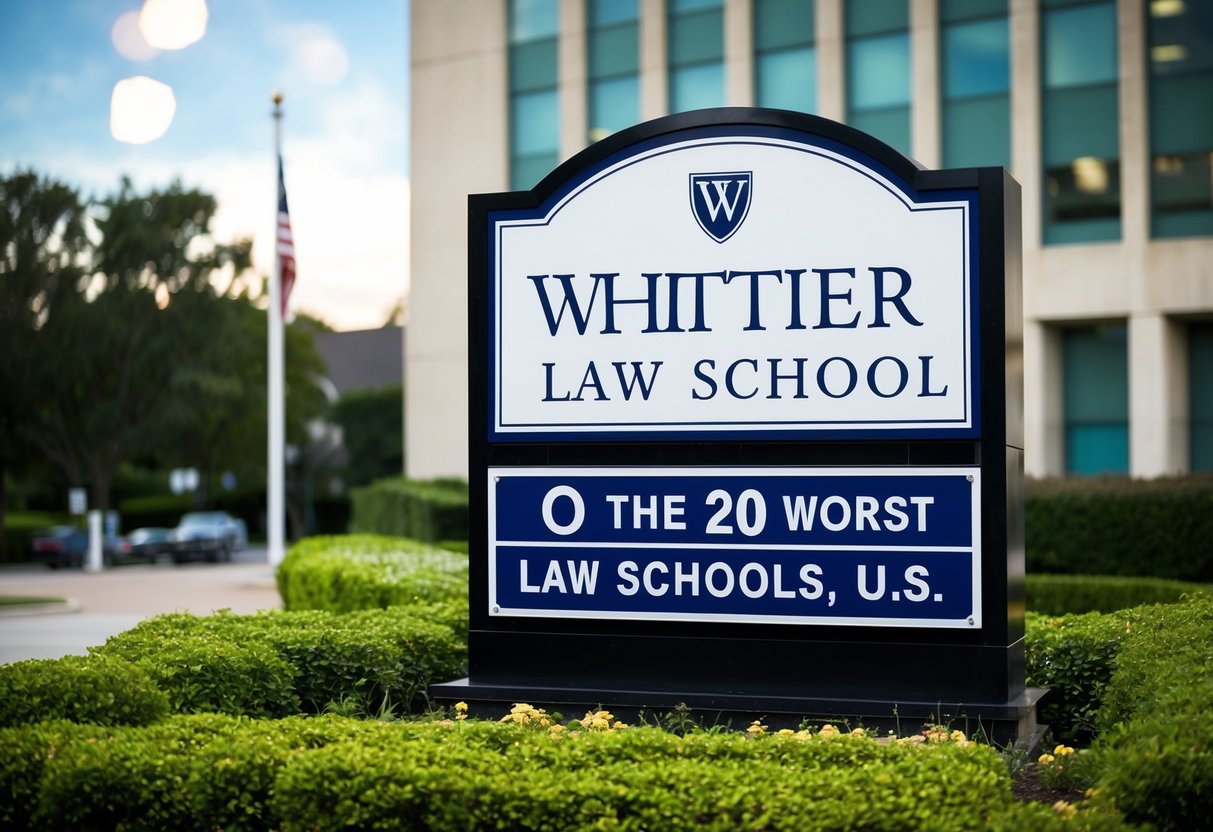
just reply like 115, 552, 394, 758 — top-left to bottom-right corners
478, 109, 987, 443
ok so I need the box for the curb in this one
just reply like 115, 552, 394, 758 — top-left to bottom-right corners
0, 598, 81, 618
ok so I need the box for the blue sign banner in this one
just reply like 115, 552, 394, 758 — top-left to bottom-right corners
489, 467, 982, 628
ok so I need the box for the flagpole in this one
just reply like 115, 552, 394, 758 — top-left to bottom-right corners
268, 91, 286, 566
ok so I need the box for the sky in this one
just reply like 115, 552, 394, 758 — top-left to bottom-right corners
0, 0, 410, 332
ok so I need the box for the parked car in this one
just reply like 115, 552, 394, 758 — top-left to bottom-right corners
126, 527, 174, 563
30, 525, 130, 568
170, 512, 246, 563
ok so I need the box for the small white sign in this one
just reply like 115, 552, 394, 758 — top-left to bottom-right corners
491, 133, 974, 440
68, 487, 87, 515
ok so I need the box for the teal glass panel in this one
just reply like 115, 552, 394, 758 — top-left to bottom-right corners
849, 107, 911, 156
940, 0, 1006, 23
671, 0, 722, 12
1043, 3, 1117, 89
509, 39, 558, 93
590, 0, 639, 27
1152, 151, 1213, 237
755, 0, 815, 50
942, 95, 1010, 168
510, 152, 559, 191
1150, 75, 1213, 155
1042, 84, 1119, 164
670, 62, 725, 111
669, 9, 725, 65
589, 75, 640, 139
845, 0, 908, 37
1149, 1, 1213, 77
1063, 325, 1129, 476
1190, 323, 1213, 472
589, 23, 639, 79
756, 47, 817, 112
510, 89, 559, 155
509, 0, 558, 43
943, 17, 1009, 99
847, 32, 910, 109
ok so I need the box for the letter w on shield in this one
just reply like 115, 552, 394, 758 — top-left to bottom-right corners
689, 171, 753, 243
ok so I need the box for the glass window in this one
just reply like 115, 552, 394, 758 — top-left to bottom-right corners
942, 9, 1012, 171
671, 62, 726, 111
1191, 322, 1213, 471
588, 0, 640, 141
510, 0, 559, 43
509, 0, 559, 189
590, 0, 638, 28
753, 0, 816, 112
667, 0, 724, 113
1041, 1, 1121, 245
1063, 324, 1129, 476
590, 76, 639, 141
845, 2, 910, 157
1148, 0, 1213, 238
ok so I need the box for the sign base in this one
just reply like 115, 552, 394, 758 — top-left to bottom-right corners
431, 677, 1046, 746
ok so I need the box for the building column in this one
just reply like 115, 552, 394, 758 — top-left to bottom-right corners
815, 0, 845, 122
910, 0, 939, 168
1009, 0, 1040, 252
1024, 320, 1064, 478
725, 0, 754, 107
640, 0, 668, 119
560, 0, 588, 159
1129, 314, 1186, 476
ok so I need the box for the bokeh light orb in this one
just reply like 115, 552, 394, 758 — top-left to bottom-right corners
112, 10, 160, 60
139, 0, 209, 50
110, 76, 177, 144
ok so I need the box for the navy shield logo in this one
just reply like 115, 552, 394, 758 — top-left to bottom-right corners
689, 171, 752, 243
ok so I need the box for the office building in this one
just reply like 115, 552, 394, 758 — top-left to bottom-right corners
407, 0, 1213, 479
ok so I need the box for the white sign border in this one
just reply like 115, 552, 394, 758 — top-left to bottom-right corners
487, 466, 983, 629
489, 131, 977, 440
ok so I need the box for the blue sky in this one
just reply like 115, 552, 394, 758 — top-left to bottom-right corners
0, 0, 411, 331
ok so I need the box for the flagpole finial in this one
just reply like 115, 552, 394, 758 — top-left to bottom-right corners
272, 90, 283, 116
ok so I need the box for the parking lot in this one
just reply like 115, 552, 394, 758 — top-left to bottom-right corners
0, 547, 280, 664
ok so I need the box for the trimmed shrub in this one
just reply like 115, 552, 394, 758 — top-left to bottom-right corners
1089, 598, 1213, 831
0, 511, 72, 564
276, 533, 468, 613
1024, 610, 1130, 744
1025, 476, 1213, 581
95, 607, 466, 716
0, 720, 110, 830
1, 716, 1136, 832
97, 619, 301, 717
349, 476, 469, 541
1026, 573, 1211, 615
0, 654, 168, 727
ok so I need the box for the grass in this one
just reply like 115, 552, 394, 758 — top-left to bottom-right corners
0, 595, 65, 607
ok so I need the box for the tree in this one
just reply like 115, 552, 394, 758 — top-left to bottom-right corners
331, 384, 404, 488
21, 178, 252, 513
0, 171, 89, 538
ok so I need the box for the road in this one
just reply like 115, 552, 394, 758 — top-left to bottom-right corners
0, 546, 282, 664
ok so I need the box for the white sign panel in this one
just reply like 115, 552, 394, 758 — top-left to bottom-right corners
490, 131, 976, 440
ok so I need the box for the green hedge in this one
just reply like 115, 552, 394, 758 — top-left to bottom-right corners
95, 607, 466, 718
1025, 476, 1213, 581
276, 534, 468, 613
0, 511, 72, 564
1025, 610, 1130, 744
1, 715, 1131, 832
0, 655, 168, 728
349, 477, 469, 541
1091, 598, 1213, 831
1026, 573, 1211, 615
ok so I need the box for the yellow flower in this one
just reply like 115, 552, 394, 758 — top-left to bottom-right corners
1052, 800, 1077, 819
549, 724, 567, 737
747, 720, 767, 735
454, 701, 469, 721
777, 728, 796, 737
950, 730, 967, 743
818, 724, 840, 738
611, 720, 629, 730
1054, 744, 1075, 756
1039, 753, 1055, 766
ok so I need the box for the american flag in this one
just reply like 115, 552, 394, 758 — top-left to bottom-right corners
276, 155, 296, 317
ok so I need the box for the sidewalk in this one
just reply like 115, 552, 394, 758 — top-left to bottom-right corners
0, 553, 281, 664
